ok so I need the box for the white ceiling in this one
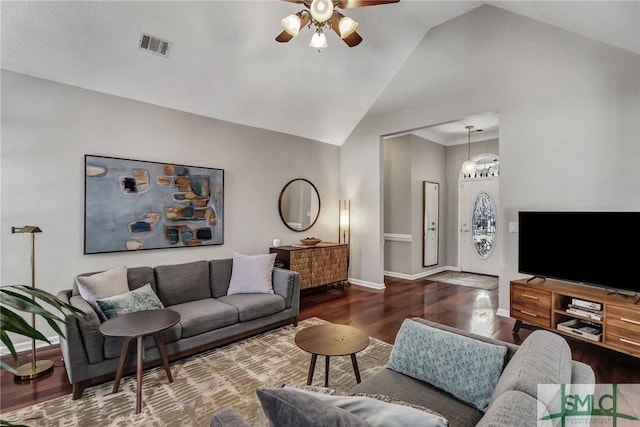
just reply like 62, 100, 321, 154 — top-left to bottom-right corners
391, 111, 500, 146
2, 1, 638, 146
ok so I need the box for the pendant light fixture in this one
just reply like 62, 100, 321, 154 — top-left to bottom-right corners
461, 125, 477, 177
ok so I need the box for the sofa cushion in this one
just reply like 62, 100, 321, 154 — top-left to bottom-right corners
69, 295, 105, 364
155, 260, 211, 306
227, 253, 276, 295
257, 386, 448, 427
126, 266, 157, 293
96, 283, 164, 319
256, 387, 373, 427
571, 360, 596, 384
103, 323, 182, 359
167, 299, 238, 338
490, 329, 572, 405
287, 385, 449, 427
209, 259, 233, 298
386, 318, 507, 411
476, 390, 542, 427
217, 294, 285, 322
351, 368, 485, 426
76, 265, 129, 319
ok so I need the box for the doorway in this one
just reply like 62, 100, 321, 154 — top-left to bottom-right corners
382, 112, 499, 278
459, 155, 500, 276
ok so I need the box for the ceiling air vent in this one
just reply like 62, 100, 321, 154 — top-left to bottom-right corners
138, 33, 170, 57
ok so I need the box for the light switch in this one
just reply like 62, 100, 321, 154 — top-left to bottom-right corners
509, 221, 519, 232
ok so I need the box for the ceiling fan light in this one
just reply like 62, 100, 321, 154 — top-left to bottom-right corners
310, 0, 334, 23
281, 13, 302, 37
309, 29, 328, 49
338, 16, 358, 38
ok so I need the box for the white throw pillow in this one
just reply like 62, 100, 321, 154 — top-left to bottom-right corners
227, 253, 276, 295
76, 265, 129, 319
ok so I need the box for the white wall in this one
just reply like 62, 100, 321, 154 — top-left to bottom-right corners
383, 136, 412, 274
1, 71, 340, 348
383, 134, 447, 277
341, 5, 640, 309
410, 136, 446, 275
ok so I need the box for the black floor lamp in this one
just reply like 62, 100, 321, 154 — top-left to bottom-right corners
11, 225, 55, 380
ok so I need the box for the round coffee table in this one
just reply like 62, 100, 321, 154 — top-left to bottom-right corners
295, 323, 369, 387
99, 309, 180, 414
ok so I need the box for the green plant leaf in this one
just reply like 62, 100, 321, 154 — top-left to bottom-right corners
1, 417, 29, 426
0, 306, 50, 342
0, 284, 92, 376
1, 289, 66, 324
0, 359, 18, 375
0, 329, 19, 365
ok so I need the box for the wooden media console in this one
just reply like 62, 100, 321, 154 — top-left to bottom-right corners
510, 278, 640, 358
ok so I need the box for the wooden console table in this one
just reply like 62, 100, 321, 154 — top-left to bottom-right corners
511, 278, 640, 358
270, 242, 348, 290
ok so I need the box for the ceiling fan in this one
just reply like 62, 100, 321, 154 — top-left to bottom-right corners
276, 0, 400, 49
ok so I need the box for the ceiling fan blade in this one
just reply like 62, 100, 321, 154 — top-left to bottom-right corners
342, 31, 363, 47
276, 31, 294, 43
336, 0, 399, 9
331, 19, 363, 47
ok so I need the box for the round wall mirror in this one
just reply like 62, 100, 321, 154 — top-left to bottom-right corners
278, 178, 320, 232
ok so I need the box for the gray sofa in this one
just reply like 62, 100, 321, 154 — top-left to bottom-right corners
242, 317, 595, 426
57, 259, 300, 399
350, 318, 596, 426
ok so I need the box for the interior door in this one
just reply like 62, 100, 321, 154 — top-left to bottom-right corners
459, 178, 499, 275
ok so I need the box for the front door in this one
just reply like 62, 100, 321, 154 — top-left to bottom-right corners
459, 177, 499, 275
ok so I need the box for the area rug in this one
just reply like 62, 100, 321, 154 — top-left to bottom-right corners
427, 271, 498, 291
1, 318, 392, 427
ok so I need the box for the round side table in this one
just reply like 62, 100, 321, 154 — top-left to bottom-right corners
99, 309, 180, 414
295, 323, 369, 387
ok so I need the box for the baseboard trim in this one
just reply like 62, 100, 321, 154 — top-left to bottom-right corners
496, 308, 511, 318
1, 335, 60, 357
349, 278, 386, 290
384, 266, 457, 281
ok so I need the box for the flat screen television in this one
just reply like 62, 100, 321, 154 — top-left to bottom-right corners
518, 211, 640, 295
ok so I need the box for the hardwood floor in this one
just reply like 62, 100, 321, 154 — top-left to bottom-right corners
2, 276, 639, 414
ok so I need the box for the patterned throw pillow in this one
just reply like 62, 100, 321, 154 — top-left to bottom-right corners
96, 283, 164, 319
386, 319, 507, 411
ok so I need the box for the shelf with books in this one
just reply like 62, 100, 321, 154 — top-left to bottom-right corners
553, 295, 604, 323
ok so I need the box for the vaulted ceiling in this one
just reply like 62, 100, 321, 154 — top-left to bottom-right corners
2, 1, 638, 146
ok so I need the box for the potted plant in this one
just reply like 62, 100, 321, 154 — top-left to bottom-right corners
1, 284, 90, 426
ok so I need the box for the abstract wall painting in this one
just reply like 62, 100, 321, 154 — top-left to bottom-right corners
84, 155, 224, 254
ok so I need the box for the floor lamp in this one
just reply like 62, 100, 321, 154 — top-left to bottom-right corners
339, 200, 350, 245
11, 225, 55, 380
339, 200, 351, 286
